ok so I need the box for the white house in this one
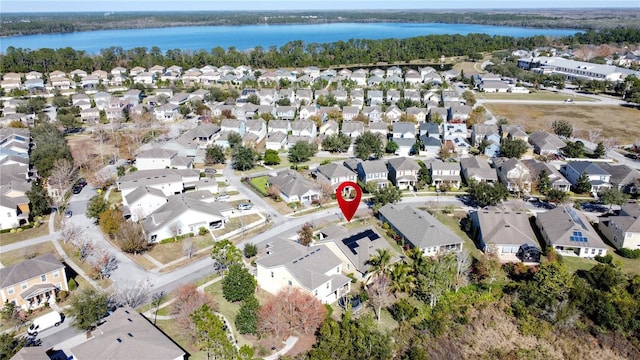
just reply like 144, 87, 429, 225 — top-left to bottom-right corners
255, 239, 351, 304
123, 186, 168, 222
536, 206, 608, 258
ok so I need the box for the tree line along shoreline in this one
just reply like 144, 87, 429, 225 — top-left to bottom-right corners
1, 27, 639, 74
2, 9, 639, 37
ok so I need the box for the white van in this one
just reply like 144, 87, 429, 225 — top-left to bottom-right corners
27, 311, 63, 336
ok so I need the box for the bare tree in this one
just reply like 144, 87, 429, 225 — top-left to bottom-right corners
454, 250, 472, 292
60, 221, 84, 244
266, 184, 281, 200
297, 222, 314, 246
48, 158, 77, 203
109, 278, 153, 308
366, 275, 394, 322
71, 139, 93, 171
183, 239, 196, 259
603, 137, 620, 152
316, 181, 334, 206
114, 221, 149, 254
587, 129, 602, 144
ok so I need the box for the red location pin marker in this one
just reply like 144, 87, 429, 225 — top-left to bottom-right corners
336, 181, 361, 222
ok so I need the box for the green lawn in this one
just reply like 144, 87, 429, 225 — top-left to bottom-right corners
248, 176, 269, 196
0, 219, 50, 246
204, 281, 253, 348
430, 210, 483, 259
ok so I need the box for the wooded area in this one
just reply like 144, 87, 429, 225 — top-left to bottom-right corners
1, 28, 639, 74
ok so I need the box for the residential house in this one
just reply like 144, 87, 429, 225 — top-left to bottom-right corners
265, 132, 287, 151
368, 122, 388, 139
341, 121, 365, 139
387, 157, 420, 190
602, 203, 640, 250
135, 148, 192, 171
392, 122, 415, 140
153, 103, 179, 121
384, 105, 403, 122
471, 124, 499, 146
419, 135, 442, 158
357, 160, 389, 189
562, 161, 612, 194
460, 157, 499, 184
386, 90, 402, 103
429, 107, 448, 123
501, 124, 529, 142
351, 70, 367, 86
268, 170, 320, 205
406, 107, 427, 123
599, 163, 640, 194
123, 186, 168, 222
471, 208, 541, 261
0, 194, 29, 230
448, 104, 472, 123
0, 254, 68, 311
296, 89, 313, 105
320, 120, 339, 137
350, 88, 365, 103
342, 106, 360, 121
536, 206, 608, 258
378, 204, 464, 255
367, 90, 384, 105
220, 119, 245, 136
178, 123, 221, 146
245, 119, 267, 144
429, 160, 462, 189
70, 307, 186, 360
291, 119, 317, 138
494, 157, 532, 193
256, 239, 351, 304
116, 169, 197, 197
419, 122, 440, 138
276, 105, 297, 120
141, 195, 232, 242
404, 72, 423, 86
316, 224, 398, 280
528, 131, 565, 156
522, 159, 571, 192
314, 162, 357, 190
134, 72, 155, 85
268, 120, 290, 135
362, 106, 383, 122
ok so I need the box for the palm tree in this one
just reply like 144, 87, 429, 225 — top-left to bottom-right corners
366, 248, 392, 280
389, 262, 416, 294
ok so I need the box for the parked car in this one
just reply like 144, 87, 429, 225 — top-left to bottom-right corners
237, 203, 253, 210
76, 178, 87, 187
64, 209, 73, 218
216, 193, 230, 200
204, 168, 217, 175
72, 185, 83, 194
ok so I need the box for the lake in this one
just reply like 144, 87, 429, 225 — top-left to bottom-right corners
1, 23, 582, 54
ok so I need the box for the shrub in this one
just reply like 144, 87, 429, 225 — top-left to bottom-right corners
57, 290, 68, 302
198, 226, 208, 236
595, 254, 613, 264
68, 278, 78, 291
243, 243, 258, 258
619, 248, 640, 259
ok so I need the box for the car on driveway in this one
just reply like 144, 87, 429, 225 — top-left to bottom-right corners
72, 185, 83, 194
204, 168, 217, 175
216, 193, 230, 200
64, 209, 73, 218
237, 203, 253, 210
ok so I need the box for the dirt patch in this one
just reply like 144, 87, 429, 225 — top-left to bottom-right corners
287, 334, 317, 357
484, 104, 640, 144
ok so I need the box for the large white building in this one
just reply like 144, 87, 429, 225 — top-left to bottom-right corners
517, 56, 640, 82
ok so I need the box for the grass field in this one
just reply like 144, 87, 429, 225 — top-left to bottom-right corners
477, 91, 595, 102
484, 104, 640, 144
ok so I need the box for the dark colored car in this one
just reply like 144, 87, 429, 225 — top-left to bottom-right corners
76, 178, 87, 187
72, 185, 83, 194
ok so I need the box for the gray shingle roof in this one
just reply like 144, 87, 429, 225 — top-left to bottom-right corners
0, 254, 63, 288
269, 170, 317, 198
474, 208, 538, 247
536, 206, 606, 249
70, 306, 185, 360
378, 204, 464, 249
387, 157, 420, 172
567, 161, 610, 176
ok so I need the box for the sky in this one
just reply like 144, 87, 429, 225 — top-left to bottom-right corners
1, 0, 638, 13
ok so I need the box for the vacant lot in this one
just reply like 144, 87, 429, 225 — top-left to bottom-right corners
478, 92, 595, 102
484, 104, 640, 144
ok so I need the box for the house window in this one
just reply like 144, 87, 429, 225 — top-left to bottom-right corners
53, 270, 59, 278
336, 267, 340, 273
270, 271, 274, 278
288, 280, 292, 286
56, 283, 61, 290
41, 275, 47, 282
326, 283, 329, 289
21, 282, 27, 290
7, 287, 14, 295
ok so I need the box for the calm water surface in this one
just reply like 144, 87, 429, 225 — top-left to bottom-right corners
1, 23, 582, 54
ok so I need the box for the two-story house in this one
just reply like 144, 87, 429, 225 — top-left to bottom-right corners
562, 161, 612, 194
602, 203, 640, 251
0, 254, 68, 310
314, 162, 357, 191
428, 160, 462, 189
494, 157, 532, 193
387, 157, 420, 190
357, 160, 389, 189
